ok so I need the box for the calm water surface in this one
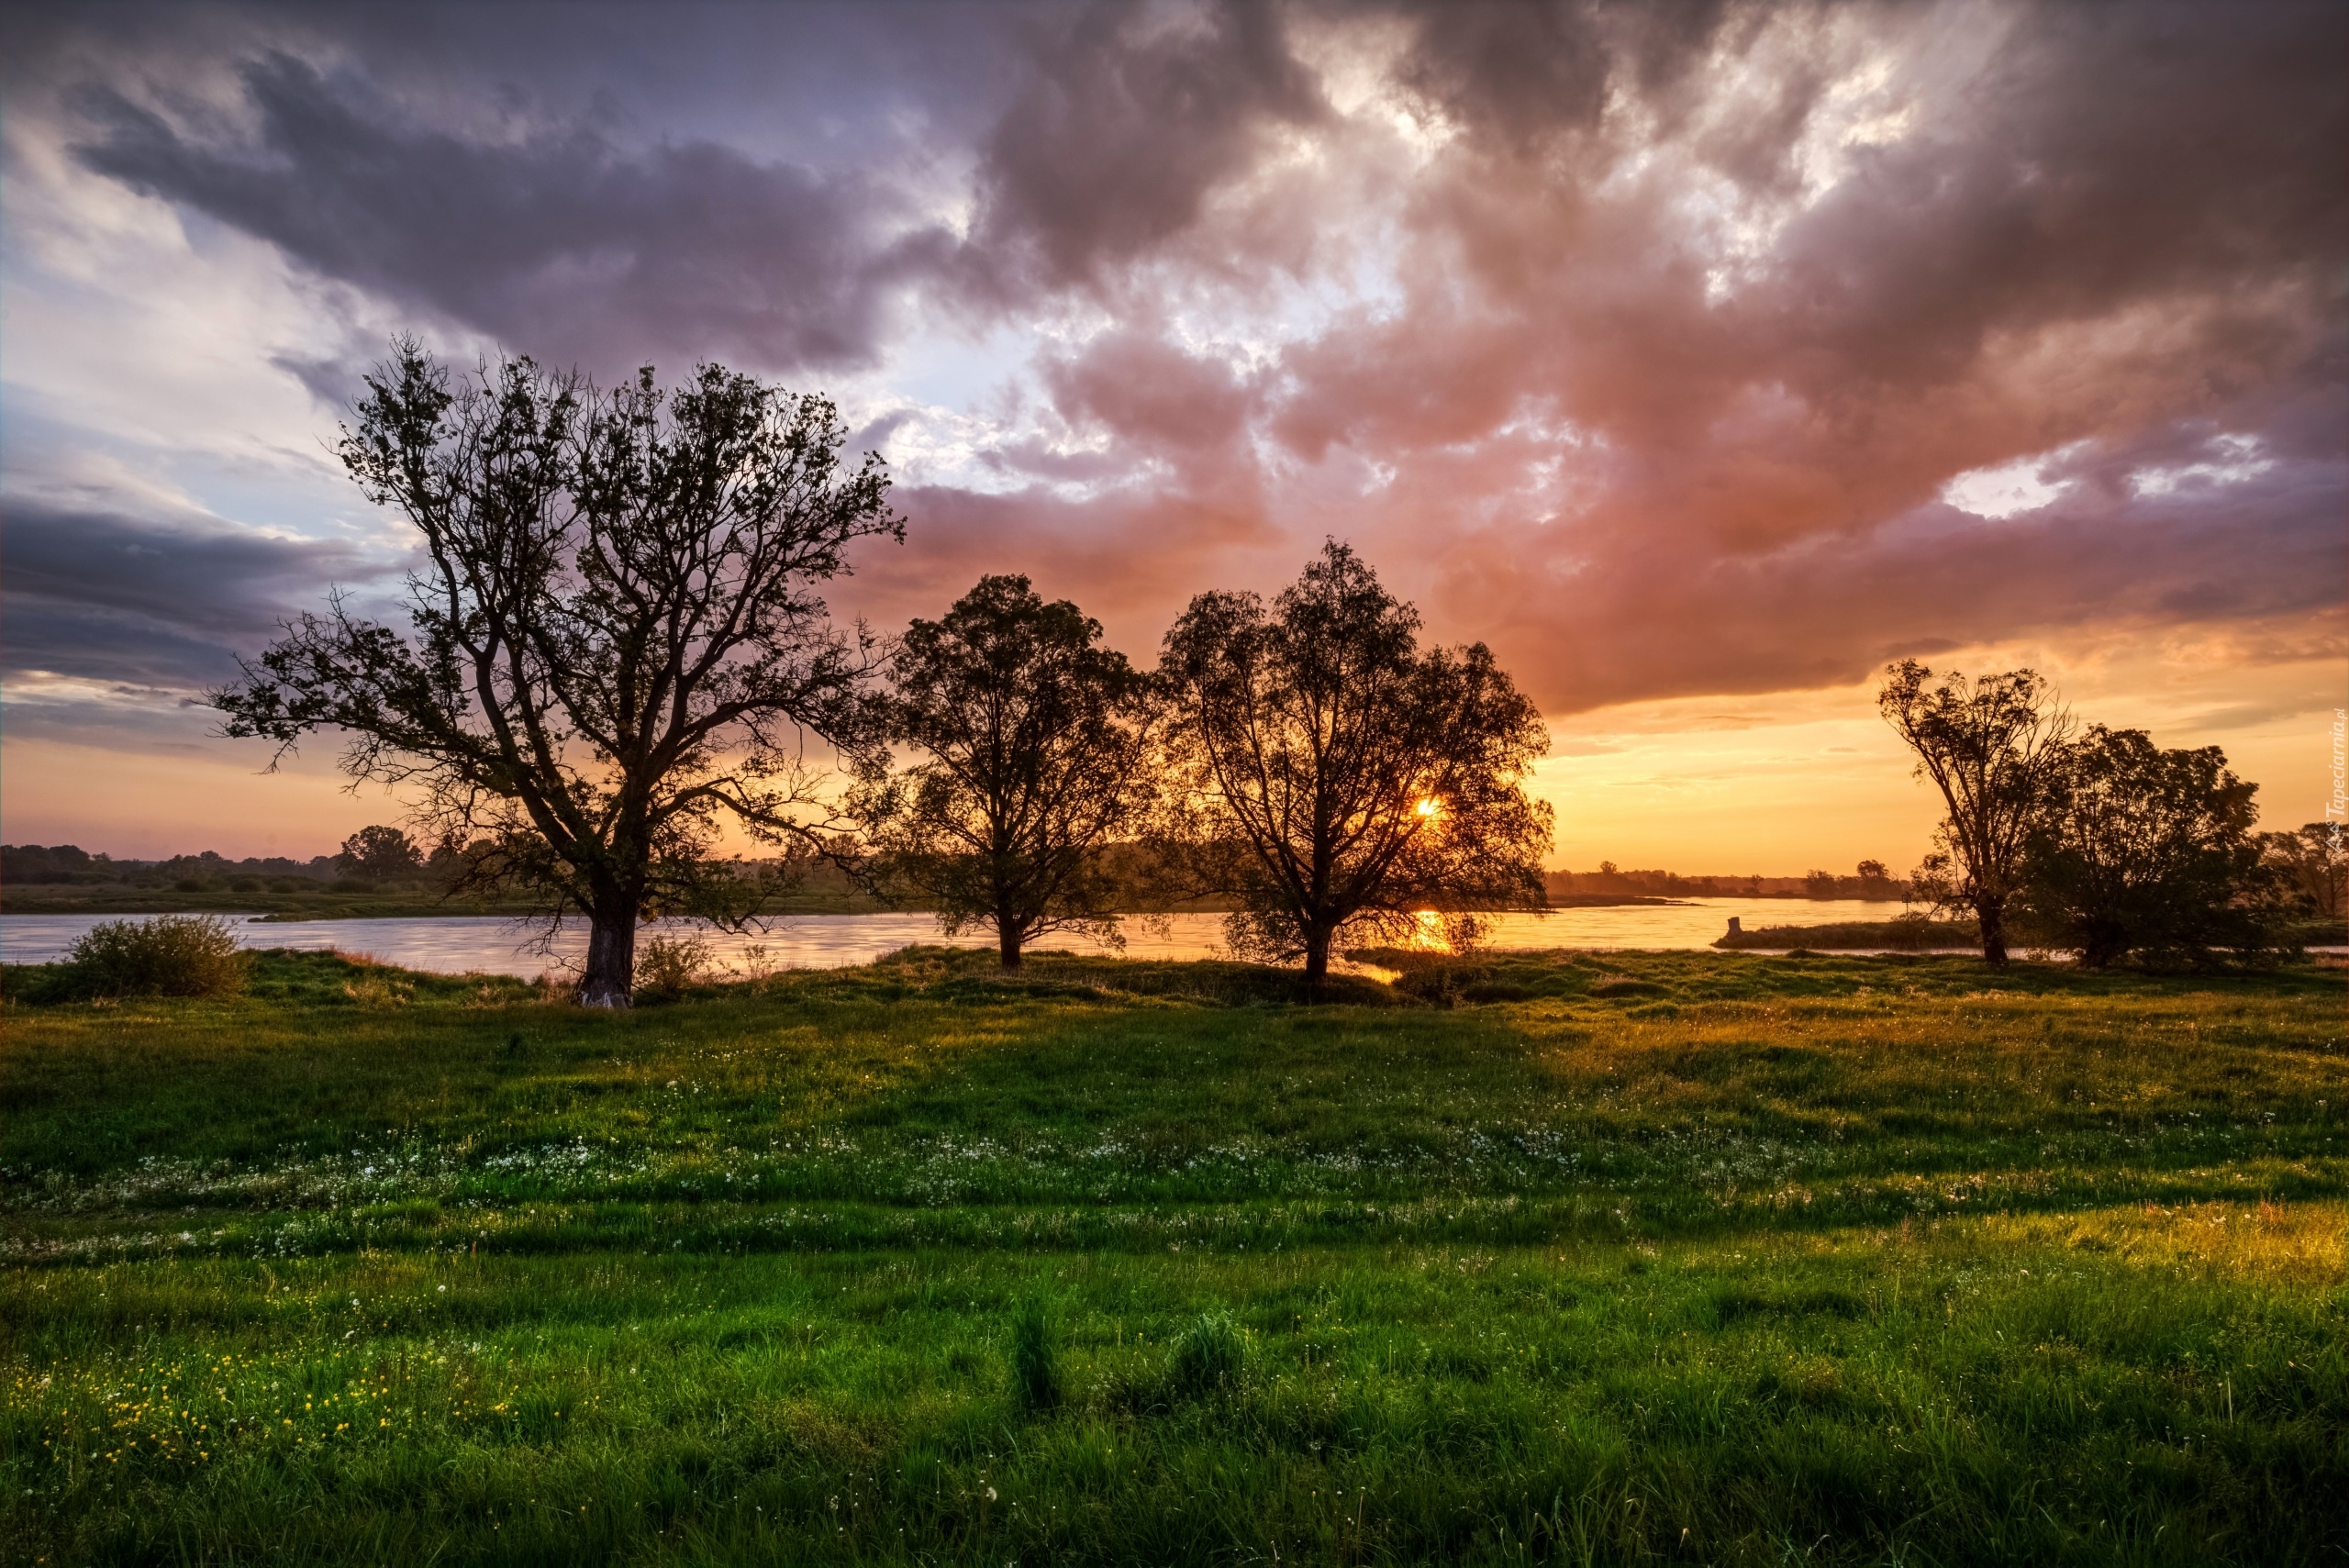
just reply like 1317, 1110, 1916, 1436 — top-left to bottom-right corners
0, 900, 1923, 977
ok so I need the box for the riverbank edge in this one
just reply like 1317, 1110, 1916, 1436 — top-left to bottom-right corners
1713, 915, 2349, 951
0, 891, 1702, 920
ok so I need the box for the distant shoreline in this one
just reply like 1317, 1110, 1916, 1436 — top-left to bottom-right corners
6, 889, 1771, 921
0, 888, 892, 920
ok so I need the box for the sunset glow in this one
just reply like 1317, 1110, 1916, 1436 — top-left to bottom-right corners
0, 10, 2340, 1554
1, 2, 2340, 867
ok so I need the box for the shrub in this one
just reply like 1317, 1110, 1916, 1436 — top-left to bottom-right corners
1008, 1293, 1063, 1413
1165, 1311, 1245, 1400
341, 973, 414, 1008
54, 915, 250, 998
634, 933, 714, 1000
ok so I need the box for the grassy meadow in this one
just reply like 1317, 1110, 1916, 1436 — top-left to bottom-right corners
2, 946, 2343, 1564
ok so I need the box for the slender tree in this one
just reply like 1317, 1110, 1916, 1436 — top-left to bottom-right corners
213, 340, 900, 1005
1878, 660, 2071, 964
2017, 727, 2273, 968
853, 574, 1158, 971
1158, 540, 1552, 994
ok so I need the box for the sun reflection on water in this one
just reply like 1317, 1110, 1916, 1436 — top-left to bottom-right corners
1407, 911, 1453, 952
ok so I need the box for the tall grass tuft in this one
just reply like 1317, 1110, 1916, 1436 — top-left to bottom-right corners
633, 933, 713, 1001
50, 914, 249, 998
1008, 1291, 1064, 1412
1165, 1310, 1245, 1399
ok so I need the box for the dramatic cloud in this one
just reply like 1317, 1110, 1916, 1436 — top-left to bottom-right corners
1, 505, 388, 690
1241, 0, 2349, 706
71, 50, 949, 374
4, 0, 2342, 798
968, 0, 1326, 294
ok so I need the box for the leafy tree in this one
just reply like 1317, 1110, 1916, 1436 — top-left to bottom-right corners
853, 574, 1157, 971
335, 825, 424, 883
1879, 660, 2072, 963
2260, 821, 2346, 920
0, 845, 99, 884
1158, 540, 1552, 994
2016, 727, 2275, 967
213, 340, 899, 1005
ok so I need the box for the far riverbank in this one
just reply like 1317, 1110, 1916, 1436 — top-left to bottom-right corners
0, 899, 1922, 975
0, 887, 1701, 921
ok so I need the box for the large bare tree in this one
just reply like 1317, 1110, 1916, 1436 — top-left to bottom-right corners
213, 340, 900, 1005
1878, 659, 2072, 964
1159, 541, 1552, 994
852, 574, 1157, 971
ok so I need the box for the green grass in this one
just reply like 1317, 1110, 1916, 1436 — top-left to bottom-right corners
3, 946, 2343, 1564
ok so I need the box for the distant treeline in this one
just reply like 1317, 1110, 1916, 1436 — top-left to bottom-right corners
2, 844, 341, 890
1546, 861, 1909, 900
0, 839, 872, 901
10, 840, 1913, 905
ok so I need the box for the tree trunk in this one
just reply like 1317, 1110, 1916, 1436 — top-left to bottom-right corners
580, 901, 638, 1007
998, 923, 1024, 973
1302, 926, 1332, 1000
1977, 898, 2009, 966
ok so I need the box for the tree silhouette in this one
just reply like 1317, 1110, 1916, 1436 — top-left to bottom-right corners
2260, 822, 2346, 920
213, 340, 899, 1005
854, 575, 1157, 971
1879, 660, 2071, 964
335, 825, 423, 883
2018, 727, 2273, 967
1159, 541, 1552, 994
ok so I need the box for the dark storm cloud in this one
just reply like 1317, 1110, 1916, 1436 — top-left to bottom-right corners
1, 506, 387, 689
1391, 0, 1619, 150
72, 50, 947, 374
965, 0, 1325, 294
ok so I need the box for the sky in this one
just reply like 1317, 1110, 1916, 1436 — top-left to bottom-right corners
2, 0, 2343, 873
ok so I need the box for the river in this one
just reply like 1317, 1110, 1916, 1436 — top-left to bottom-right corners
0, 900, 1924, 977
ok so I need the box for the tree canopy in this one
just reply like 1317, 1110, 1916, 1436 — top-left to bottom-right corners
1879, 660, 2071, 964
2016, 726, 2274, 968
2261, 822, 2346, 920
335, 825, 424, 883
1158, 541, 1551, 992
854, 574, 1158, 970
